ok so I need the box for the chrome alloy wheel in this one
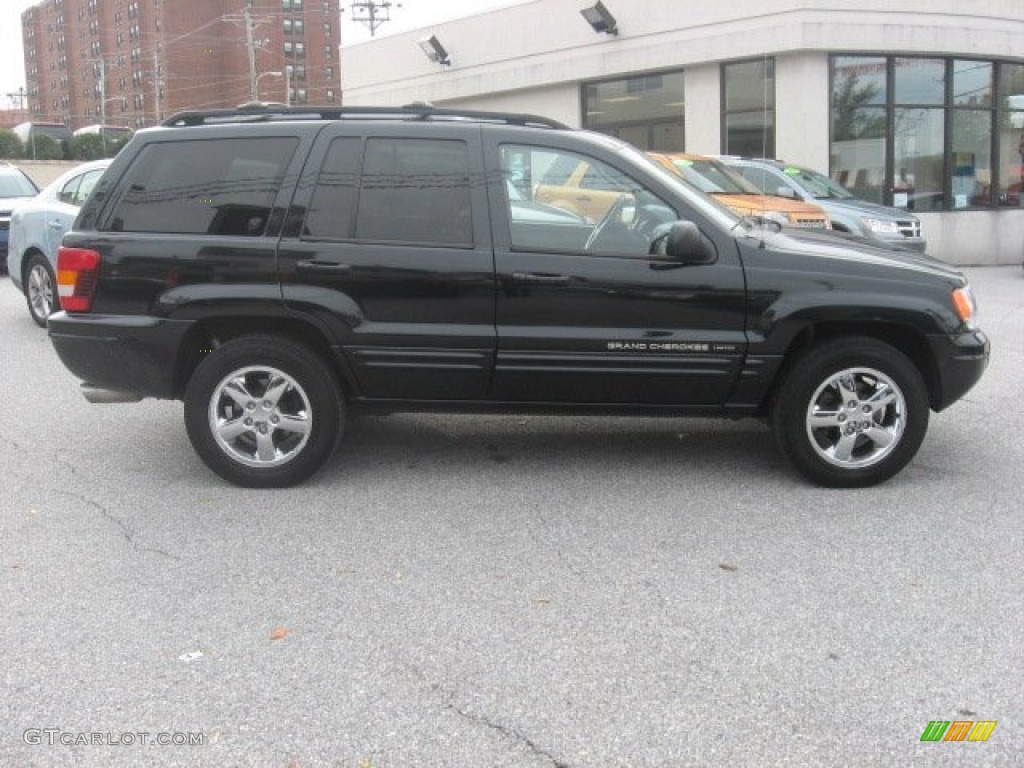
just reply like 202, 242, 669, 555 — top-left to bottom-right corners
28, 262, 55, 320
805, 367, 907, 469
208, 365, 312, 468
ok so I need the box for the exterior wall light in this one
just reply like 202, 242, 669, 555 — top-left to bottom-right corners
580, 1, 618, 35
418, 35, 451, 66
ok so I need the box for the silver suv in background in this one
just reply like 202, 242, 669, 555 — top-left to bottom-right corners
721, 158, 926, 253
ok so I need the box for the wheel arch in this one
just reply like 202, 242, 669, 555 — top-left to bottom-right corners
20, 246, 50, 285
765, 320, 941, 412
172, 315, 356, 401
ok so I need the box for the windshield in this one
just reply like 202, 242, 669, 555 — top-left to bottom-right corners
669, 157, 763, 195
0, 171, 38, 198
783, 165, 855, 200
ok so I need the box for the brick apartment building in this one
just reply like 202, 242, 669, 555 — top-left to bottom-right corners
21, 0, 341, 131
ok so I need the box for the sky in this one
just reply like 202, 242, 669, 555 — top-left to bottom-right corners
0, 0, 530, 109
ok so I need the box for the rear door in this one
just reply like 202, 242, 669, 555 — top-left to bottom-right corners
483, 130, 747, 406
278, 123, 496, 400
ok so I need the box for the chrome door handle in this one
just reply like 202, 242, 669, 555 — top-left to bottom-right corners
296, 260, 352, 273
511, 272, 570, 286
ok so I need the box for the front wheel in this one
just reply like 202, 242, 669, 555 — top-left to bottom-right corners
184, 336, 344, 487
771, 337, 930, 487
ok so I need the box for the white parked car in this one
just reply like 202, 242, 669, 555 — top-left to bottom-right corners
7, 159, 111, 327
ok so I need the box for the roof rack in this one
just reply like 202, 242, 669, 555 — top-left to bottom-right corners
161, 102, 569, 130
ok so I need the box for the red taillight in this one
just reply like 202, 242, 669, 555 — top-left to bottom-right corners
57, 247, 101, 312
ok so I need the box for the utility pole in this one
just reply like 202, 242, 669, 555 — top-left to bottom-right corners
5, 88, 26, 110
153, 50, 161, 121
98, 57, 107, 154
245, 6, 257, 102
347, 2, 401, 37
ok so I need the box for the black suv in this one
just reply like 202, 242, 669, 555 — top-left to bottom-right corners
48, 104, 989, 488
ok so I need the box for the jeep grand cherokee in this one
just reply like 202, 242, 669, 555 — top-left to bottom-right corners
48, 104, 988, 488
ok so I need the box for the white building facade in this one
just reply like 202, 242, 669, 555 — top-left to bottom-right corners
342, 0, 1024, 265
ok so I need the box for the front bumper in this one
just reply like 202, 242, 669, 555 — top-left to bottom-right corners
928, 330, 990, 411
879, 236, 927, 253
48, 311, 195, 400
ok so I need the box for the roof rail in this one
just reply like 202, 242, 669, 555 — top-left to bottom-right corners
161, 102, 569, 130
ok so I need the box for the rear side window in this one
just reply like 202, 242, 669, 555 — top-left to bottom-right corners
304, 137, 473, 246
304, 137, 361, 239
59, 168, 106, 207
355, 138, 472, 246
107, 137, 298, 235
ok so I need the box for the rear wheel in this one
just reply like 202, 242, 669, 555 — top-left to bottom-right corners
184, 335, 343, 487
771, 337, 929, 487
25, 253, 58, 328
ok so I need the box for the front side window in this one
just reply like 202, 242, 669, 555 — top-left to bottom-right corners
503, 144, 676, 256
107, 137, 298, 234
723, 58, 775, 158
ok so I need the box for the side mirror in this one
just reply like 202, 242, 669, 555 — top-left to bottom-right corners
664, 221, 716, 264
776, 185, 797, 199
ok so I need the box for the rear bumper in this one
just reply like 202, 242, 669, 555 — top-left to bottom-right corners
48, 311, 194, 400
929, 329, 989, 411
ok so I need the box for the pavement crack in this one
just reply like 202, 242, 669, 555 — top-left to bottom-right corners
394, 663, 572, 768
55, 490, 182, 561
440, 688, 572, 768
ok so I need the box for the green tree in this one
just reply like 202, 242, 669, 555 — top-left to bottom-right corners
0, 128, 23, 159
23, 133, 63, 160
105, 135, 131, 157
832, 74, 887, 141
69, 133, 106, 160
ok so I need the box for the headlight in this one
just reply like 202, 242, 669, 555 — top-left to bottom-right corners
952, 284, 978, 329
862, 217, 900, 235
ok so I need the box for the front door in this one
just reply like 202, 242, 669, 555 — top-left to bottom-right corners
485, 138, 747, 406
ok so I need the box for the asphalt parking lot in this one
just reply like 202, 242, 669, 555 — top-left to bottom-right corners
1, 266, 1021, 767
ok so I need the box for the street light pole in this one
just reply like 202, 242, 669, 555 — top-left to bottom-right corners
255, 71, 283, 101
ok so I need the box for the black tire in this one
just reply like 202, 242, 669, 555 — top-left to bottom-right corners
184, 335, 344, 488
24, 253, 59, 328
771, 336, 930, 488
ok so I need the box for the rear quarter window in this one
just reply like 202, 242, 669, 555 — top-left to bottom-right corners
106, 137, 298, 235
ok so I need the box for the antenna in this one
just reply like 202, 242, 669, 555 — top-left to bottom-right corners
346, 1, 402, 37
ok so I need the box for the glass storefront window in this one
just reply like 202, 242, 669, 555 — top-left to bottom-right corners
951, 109, 993, 208
893, 107, 944, 211
954, 60, 992, 107
723, 58, 775, 157
724, 111, 775, 158
998, 63, 1024, 206
894, 57, 945, 105
582, 69, 685, 151
831, 56, 887, 202
831, 55, 1024, 211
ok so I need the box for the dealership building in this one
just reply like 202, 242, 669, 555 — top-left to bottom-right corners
342, 0, 1024, 265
